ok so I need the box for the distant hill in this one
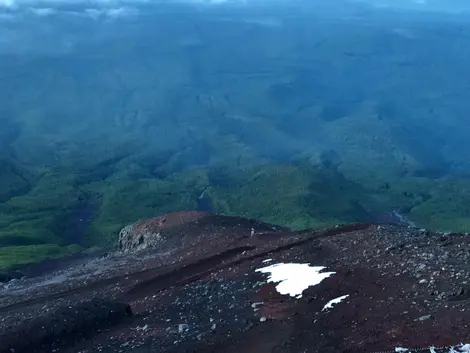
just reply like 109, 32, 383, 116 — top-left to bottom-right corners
1, 1, 470, 268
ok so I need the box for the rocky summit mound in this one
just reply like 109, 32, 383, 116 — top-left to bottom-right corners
1, 211, 470, 353
117, 211, 285, 253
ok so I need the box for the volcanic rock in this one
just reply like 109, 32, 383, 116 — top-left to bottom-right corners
0, 298, 132, 353
1, 211, 470, 353
118, 211, 209, 252
118, 210, 283, 253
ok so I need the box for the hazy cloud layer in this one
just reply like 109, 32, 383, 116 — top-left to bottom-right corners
0, 0, 242, 22
2, 0, 470, 21
0, 0, 466, 59
0, 0, 232, 10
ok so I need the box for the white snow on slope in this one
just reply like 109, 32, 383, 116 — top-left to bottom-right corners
255, 263, 335, 299
322, 294, 349, 311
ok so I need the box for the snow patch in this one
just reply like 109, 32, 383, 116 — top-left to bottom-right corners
395, 348, 408, 353
458, 344, 470, 353
322, 294, 349, 311
395, 344, 470, 353
255, 263, 335, 299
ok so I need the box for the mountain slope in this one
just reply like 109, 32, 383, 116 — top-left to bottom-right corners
1, 212, 470, 353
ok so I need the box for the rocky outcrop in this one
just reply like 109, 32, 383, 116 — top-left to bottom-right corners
118, 223, 163, 252
118, 211, 212, 252
118, 210, 283, 253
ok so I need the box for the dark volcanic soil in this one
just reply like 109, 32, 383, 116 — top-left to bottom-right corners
1, 211, 470, 353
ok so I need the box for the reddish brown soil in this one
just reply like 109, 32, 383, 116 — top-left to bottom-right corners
1, 212, 470, 353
